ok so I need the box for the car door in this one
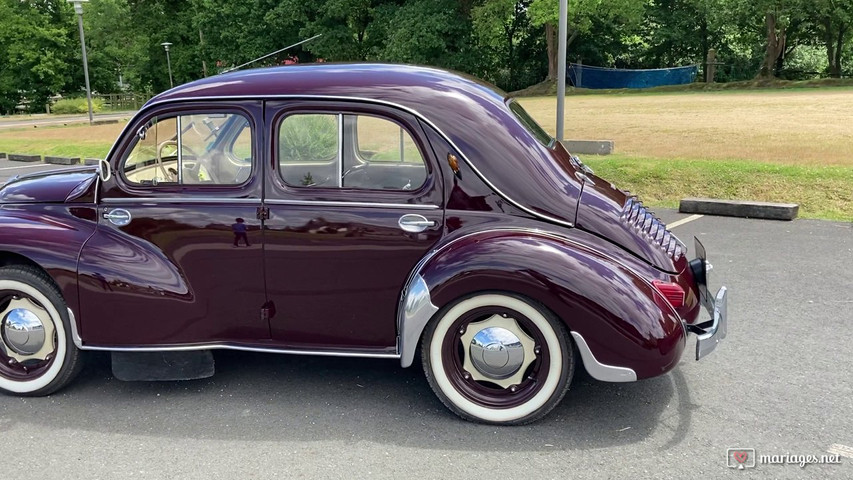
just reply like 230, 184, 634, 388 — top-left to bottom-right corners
263, 100, 444, 351
77, 101, 269, 346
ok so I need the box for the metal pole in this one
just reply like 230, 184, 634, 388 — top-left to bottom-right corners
72, 3, 94, 125
166, 51, 173, 87
556, 0, 568, 142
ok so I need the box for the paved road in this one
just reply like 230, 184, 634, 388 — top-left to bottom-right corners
0, 112, 133, 130
0, 158, 78, 184
0, 163, 851, 479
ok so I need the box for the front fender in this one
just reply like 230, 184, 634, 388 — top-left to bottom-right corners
0, 205, 98, 315
398, 229, 685, 380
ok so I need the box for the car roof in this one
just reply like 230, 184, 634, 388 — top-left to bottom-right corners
145, 63, 579, 227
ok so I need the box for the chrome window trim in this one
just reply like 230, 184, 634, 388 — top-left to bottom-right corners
119, 94, 574, 229
265, 199, 438, 210
68, 308, 398, 359
337, 113, 343, 188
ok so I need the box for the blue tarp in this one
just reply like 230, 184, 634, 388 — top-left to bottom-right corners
568, 63, 698, 89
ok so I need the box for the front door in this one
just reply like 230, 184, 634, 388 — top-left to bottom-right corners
78, 102, 269, 346
262, 101, 444, 351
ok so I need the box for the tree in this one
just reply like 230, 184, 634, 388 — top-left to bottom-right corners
806, 0, 853, 77
529, 0, 645, 80
471, 0, 546, 90
0, 0, 74, 113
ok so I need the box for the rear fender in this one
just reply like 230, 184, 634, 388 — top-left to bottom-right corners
398, 229, 685, 380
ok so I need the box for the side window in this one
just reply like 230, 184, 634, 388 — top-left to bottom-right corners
278, 113, 427, 191
123, 112, 253, 186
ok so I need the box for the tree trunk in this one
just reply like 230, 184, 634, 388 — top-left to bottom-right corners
546, 22, 557, 81
758, 12, 786, 78
831, 25, 846, 77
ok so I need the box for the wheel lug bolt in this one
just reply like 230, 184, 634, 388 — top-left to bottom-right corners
7, 359, 16, 366
534, 346, 541, 355
463, 371, 471, 380
459, 327, 465, 334
510, 385, 518, 392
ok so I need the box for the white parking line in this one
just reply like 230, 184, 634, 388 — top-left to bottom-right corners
668, 214, 704, 229
827, 444, 853, 459
0, 164, 52, 171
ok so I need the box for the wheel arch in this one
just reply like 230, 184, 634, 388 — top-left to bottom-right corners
0, 207, 98, 318
397, 229, 686, 380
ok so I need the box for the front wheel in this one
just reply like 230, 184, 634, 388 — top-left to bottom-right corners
0, 265, 83, 396
421, 292, 574, 425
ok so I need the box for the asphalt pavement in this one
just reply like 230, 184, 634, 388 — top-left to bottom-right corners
0, 162, 851, 479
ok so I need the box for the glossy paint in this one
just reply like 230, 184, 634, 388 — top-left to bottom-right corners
0, 167, 97, 204
413, 228, 687, 379
0, 64, 705, 378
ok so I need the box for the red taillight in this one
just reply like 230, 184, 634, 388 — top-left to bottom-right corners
652, 280, 685, 308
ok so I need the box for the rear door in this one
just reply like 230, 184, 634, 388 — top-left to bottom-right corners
262, 100, 444, 351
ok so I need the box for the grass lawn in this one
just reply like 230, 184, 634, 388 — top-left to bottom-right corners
0, 122, 125, 159
1, 88, 850, 220
518, 88, 853, 221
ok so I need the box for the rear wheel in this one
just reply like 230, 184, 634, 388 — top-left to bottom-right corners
421, 292, 573, 425
0, 265, 82, 396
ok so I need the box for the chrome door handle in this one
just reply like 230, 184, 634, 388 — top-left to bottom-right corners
103, 208, 132, 226
398, 214, 436, 233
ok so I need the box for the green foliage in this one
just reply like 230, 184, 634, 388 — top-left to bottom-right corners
1, 0, 852, 105
279, 115, 338, 162
51, 97, 104, 114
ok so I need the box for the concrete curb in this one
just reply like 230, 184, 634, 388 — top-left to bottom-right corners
680, 197, 799, 221
8, 153, 41, 162
84, 158, 102, 166
0, 152, 6, 160
45, 156, 80, 165
564, 140, 614, 155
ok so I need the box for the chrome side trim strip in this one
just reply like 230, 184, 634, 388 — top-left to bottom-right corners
132, 94, 574, 228
102, 197, 261, 204
68, 308, 397, 359
398, 274, 439, 368
264, 199, 439, 210
570, 331, 637, 382
100, 197, 438, 210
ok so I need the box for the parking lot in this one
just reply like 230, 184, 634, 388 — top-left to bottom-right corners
0, 161, 851, 479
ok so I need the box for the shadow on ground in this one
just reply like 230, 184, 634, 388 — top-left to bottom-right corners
1, 350, 695, 451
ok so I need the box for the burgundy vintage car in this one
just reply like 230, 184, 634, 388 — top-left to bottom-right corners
0, 64, 727, 424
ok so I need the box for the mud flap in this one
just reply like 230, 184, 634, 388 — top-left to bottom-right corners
111, 351, 215, 381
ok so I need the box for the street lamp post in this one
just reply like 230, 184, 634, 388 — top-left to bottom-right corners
68, 0, 94, 125
556, 0, 568, 142
161, 42, 174, 88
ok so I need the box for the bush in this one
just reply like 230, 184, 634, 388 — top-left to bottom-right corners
51, 97, 104, 114
279, 114, 337, 162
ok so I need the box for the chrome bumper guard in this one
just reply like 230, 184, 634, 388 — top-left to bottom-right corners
688, 237, 728, 361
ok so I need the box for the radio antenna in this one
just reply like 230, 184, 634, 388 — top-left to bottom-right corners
220, 34, 323, 74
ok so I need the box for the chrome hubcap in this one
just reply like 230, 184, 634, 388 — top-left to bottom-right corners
1, 297, 55, 362
460, 315, 536, 389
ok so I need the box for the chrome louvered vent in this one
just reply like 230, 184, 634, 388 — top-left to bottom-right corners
621, 197, 685, 261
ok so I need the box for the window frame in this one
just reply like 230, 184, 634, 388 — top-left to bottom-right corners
116, 106, 257, 193
274, 107, 431, 194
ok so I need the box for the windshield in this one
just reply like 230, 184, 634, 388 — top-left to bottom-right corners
508, 100, 555, 148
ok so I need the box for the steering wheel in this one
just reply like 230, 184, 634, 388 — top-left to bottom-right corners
156, 140, 214, 183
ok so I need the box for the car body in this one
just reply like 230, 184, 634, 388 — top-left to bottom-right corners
0, 64, 727, 424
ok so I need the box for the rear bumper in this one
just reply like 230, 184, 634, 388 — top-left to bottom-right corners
687, 237, 728, 360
